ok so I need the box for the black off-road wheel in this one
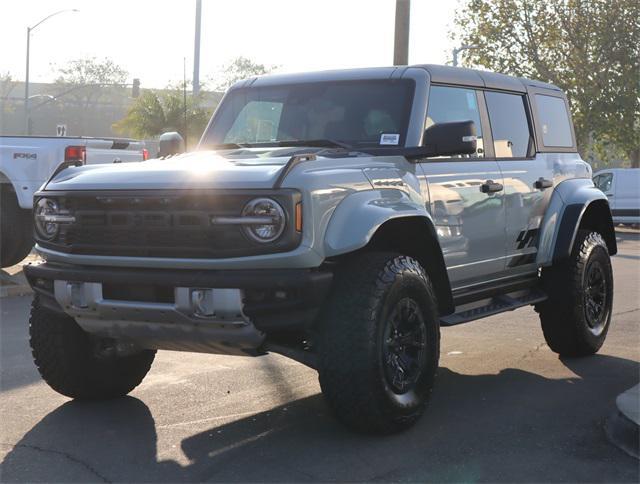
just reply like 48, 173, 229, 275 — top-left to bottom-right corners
1, 186, 33, 268
536, 230, 613, 356
29, 296, 156, 399
317, 252, 440, 434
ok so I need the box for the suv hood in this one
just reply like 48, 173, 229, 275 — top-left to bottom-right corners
44, 150, 297, 191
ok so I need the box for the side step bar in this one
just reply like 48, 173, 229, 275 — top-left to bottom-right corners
440, 288, 547, 326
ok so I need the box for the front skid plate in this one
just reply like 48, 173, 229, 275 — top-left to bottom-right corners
53, 280, 265, 355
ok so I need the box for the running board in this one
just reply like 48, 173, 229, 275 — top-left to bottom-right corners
440, 288, 547, 326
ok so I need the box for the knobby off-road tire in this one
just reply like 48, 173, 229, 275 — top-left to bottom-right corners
29, 296, 156, 399
537, 230, 613, 356
317, 252, 440, 434
1, 186, 33, 267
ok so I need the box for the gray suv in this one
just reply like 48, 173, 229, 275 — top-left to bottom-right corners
26, 65, 616, 433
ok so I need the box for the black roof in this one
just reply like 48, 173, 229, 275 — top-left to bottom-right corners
246, 64, 561, 94
414, 64, 560, 93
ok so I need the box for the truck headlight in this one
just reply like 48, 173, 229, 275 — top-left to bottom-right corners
241, 198, 286, 243
34, 198, 60, 240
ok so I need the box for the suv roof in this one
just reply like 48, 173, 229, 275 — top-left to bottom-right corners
243, 64, 561, 94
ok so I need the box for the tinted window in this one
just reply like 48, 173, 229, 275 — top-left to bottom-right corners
535, 94, 573, 147
594, 173, 613, 192
201, 80, 414, 148
425, 86, 484, 158
485, 92, 532, 158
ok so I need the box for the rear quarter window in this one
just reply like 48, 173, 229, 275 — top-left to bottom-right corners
485, 91, 533, 158
535, 94, 573, 147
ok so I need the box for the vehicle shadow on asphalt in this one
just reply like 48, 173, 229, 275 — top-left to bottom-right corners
1, 354, 638, 482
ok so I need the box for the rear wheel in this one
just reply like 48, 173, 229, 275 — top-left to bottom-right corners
1, 185, 33, 267
29, 296, 156, 399
317, 252, 440, 433
537, 231, 613, 356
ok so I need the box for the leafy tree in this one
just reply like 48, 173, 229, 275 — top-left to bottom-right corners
53, 57, 129, 111
113, 83, 211, 146
0, 72, 16, 112
212, 56, 276, 91
453, 0, 640, 167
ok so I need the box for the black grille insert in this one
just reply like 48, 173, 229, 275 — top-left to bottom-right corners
38, 190, 302, 258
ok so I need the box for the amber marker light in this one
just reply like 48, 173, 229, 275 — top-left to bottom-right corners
295, 203, 303, 232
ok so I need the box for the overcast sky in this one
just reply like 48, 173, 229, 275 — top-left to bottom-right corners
1, 0, 462, 89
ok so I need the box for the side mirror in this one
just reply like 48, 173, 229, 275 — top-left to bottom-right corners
158, 132, 185, 157
422, 120, 477, 157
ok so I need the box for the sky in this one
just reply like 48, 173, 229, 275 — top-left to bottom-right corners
1, 0, 463, 89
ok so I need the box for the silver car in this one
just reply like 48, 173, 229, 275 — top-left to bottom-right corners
26, 65, 617, 433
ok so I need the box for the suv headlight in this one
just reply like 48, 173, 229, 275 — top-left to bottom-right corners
241, 197, 286, 243
34, 198, 60, 240
34, 198, 75, 241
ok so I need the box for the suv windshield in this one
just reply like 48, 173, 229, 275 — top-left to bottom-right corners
200, 79, 415, 149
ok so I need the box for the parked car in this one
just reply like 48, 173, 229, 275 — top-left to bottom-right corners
593, 168, 640, 226
25, 65, 616, 433
0, 136, 147, 267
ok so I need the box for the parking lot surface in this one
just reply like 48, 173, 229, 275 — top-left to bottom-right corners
1, 230, 638, 482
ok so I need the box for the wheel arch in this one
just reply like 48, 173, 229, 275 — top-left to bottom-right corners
331, 216, 454, 316
541, 179, 617, 265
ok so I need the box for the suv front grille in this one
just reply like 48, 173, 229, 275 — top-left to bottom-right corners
37, 190, 301, 259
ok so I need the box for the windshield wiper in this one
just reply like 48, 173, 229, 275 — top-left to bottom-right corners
210, 142, 248, 150
232, 139, 353, 150
274, 139, 353, 150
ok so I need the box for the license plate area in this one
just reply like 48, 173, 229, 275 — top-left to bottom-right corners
102, 283, 175, 304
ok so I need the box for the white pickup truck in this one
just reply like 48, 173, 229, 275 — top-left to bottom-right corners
0, 136, 147, 267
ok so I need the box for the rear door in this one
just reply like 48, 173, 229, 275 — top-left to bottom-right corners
419, 85, 506, 288
486, 91, 554, 274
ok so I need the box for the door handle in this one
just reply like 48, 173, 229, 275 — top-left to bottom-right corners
480, 180, 504, 194
534, 177, 553, 190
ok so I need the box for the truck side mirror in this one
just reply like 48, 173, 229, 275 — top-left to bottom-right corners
423, 120, 477, 157
158, 132, 185, 157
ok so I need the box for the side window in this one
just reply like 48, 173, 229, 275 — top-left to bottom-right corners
535, 94, 573, 147
595, 173, 613, 193
425, 86, 484, 158
485, 91, 533, 158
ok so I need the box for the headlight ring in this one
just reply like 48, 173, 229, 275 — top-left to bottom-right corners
34, 198, 60, 240
241, 198, 286, 243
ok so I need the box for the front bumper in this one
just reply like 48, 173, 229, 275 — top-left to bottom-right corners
25, 262, 332, 355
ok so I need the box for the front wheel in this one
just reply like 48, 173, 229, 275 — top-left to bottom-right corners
317, 252, 440, 433
1, 186, 33, 267
536, 230, 614, 356
29, 297, 156, 399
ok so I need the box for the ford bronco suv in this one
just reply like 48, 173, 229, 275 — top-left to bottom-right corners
25, 65, 616, 433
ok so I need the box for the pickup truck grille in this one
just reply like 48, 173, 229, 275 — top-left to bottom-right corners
37, 190, 301, 258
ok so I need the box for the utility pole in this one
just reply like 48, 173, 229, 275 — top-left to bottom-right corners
193, 0, 202, 96
393, 0, 410, 65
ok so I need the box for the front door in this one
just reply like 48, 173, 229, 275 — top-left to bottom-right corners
419, 85, 507, 289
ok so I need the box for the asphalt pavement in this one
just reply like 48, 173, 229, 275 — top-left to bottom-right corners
1, 230, 638, 482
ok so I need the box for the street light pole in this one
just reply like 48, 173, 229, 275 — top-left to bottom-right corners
24, 27, 30, 134
24, 9, 79, 135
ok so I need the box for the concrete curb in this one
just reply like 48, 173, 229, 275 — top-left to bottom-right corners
606, 384, 639, 459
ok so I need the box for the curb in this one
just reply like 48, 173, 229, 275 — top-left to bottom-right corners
606, 384, 639, 459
